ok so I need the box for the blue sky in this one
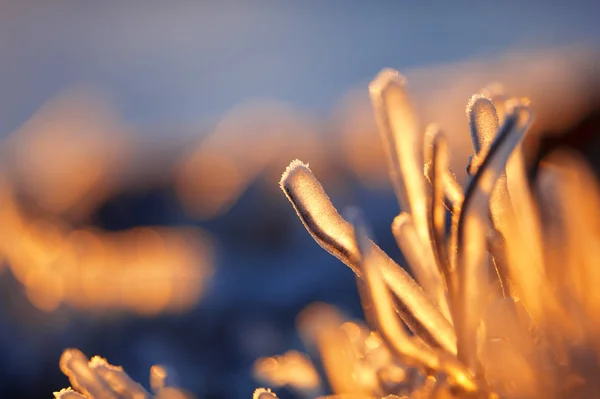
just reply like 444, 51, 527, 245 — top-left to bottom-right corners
1, 1, 599, 135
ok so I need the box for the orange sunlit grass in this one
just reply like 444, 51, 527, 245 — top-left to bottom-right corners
266, 65, 600, 398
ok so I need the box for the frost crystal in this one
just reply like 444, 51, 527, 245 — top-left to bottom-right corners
55, 349, 189, 399
260, 68, 600, 398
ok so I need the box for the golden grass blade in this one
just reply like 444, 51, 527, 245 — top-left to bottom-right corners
280, 160, 456, 354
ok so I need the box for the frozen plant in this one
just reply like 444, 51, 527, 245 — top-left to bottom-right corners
257, 68, 600, 398
54, 349, 190, 399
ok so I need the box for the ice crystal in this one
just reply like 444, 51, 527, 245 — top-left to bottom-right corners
262, 68, 600, 398
55, 349, 190, 399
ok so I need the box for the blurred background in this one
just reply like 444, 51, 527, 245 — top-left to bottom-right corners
0, 1, 599, 398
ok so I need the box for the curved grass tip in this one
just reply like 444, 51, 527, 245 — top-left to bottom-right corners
466, 94, 499, 154
53, 388, 86, 399
368, 67, 407, 94
465, 94, 493, 118
279, 159, 310, 190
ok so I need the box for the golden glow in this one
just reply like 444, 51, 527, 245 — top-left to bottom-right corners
0, 89, 216, 315
1, 89, 131, 217
254, 351, 321, 393
0, 173, 213, 315
268, 62, 600, 398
